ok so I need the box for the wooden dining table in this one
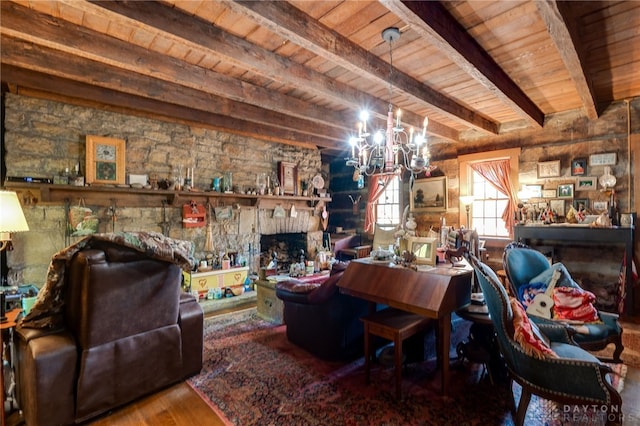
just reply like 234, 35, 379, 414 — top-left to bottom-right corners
337, 258, 473, 396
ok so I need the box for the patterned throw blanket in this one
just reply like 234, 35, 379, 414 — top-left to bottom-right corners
20, 231, 195, 330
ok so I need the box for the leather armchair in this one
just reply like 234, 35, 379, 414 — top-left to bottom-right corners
275, 262, 370, 361
472, 256, 622, 426
503, 243, 623, 362
14, 241, 204, 425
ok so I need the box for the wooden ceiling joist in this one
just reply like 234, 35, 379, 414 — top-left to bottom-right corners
91, 0, 459, 143
383, 0, 545, 128
536, 0, 599, 119
224, 0, 498, 135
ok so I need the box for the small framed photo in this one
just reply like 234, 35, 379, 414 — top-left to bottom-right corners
557, 184, 574, 198
278, 161, 298, 195
593, 201, 609, 212
576, 176, 597, 191
589, 152, 617, 166
542, 189, 556, 198
86, 135, 126, 185
537, 160, 561, 178
571, 158, 587, 176
573, 199, 589, 210
410, 176, 448, 212
406, 236, 437, 265
550, 199, 565, 217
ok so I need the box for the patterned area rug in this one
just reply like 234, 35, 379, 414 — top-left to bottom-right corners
188, 309, 626, 426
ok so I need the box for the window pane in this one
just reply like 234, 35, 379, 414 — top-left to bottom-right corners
376, 176, 401, 226
469, 170, 509, 237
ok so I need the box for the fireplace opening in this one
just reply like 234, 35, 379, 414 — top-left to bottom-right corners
260, 233, 308, 275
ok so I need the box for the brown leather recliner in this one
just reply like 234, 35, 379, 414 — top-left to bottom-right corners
13, 242, 204, 425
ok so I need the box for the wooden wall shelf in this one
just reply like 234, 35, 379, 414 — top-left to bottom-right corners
3, 181, 331, 208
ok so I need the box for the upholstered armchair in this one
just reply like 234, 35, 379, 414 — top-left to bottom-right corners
14, 235, 204, 426
503, 243, 623, 362
471, 256, 622, 426
275, 261, 370, 361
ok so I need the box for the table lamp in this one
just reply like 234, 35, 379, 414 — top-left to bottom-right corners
1, 190, 29, 322
460, 195, 475, 228
0, 190, 30, 252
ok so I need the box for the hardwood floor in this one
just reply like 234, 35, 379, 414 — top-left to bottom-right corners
86, 382, 226, 426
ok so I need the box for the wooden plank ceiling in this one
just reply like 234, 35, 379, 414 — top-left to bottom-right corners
1, 1, 639, 159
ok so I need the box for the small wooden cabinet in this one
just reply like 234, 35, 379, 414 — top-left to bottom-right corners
183, 267, 249, 297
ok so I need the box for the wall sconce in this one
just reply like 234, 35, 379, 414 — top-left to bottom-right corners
0, 190, 30, 252
459, 195, 475, 228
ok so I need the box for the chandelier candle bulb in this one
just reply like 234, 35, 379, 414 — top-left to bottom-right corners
396, 109, 401, 127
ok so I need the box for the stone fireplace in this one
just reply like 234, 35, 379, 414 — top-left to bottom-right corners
256, 201, 325, 274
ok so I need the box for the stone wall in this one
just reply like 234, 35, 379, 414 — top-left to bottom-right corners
3, 93, 323, 286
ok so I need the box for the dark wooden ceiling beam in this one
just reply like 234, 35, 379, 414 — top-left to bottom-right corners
0, 37, 344, 147
90, 0, 459, 142
225, 0, 499, 135
2, 65, 331, 150
536, 1, 598, 119
0, 1, 349, 135
382, 0, 545, 129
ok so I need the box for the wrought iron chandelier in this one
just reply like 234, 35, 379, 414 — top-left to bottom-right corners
346, 27, 431, 179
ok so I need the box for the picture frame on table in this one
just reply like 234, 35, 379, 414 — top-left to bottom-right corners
406, 236, 437, 265
278, 161, 298, 195
85, 135, 126, 185
537, 160, 561, 178
410, 176, 448, 212
589, 152, 617, 166
557, 183, 574, 198
576, 176, 598, 191
571, 158, 587, 176
550, 199, 565, 217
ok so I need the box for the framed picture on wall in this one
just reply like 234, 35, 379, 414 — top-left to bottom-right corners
85, 135, 126, 185
573, 199, 589, 210
278, 161, 298, 195
410, 176, 448, 212
571, 158, 587, 176
576, 176, 597, 191
589, 152, 617, 166
557, 183, 574, 198
537, 160, 561, 178
521, 184, 542, 198
593, 201, 609, 212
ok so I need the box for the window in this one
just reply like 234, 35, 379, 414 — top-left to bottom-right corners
458, 148, 520, 239
375, 175, 401, 226
470, 170, 509, 237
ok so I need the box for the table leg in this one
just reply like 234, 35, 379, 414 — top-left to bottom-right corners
438, 313, 451, 396
364, 324, 371, 385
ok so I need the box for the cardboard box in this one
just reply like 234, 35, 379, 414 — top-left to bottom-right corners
183, 267, 249, 296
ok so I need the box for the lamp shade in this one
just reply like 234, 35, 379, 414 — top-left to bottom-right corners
460, 195, 476, 206
0, 190, 30, 233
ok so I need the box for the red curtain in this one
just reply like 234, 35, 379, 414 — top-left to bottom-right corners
469, 159, 518, 238
364, 173, 394, 234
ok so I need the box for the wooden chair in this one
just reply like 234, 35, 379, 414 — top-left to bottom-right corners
361, 308, 431, 399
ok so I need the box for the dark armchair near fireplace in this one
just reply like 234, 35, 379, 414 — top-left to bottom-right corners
275, 261, 370, 360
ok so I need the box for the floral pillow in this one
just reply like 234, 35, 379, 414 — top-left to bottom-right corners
510, 297, 558, 359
